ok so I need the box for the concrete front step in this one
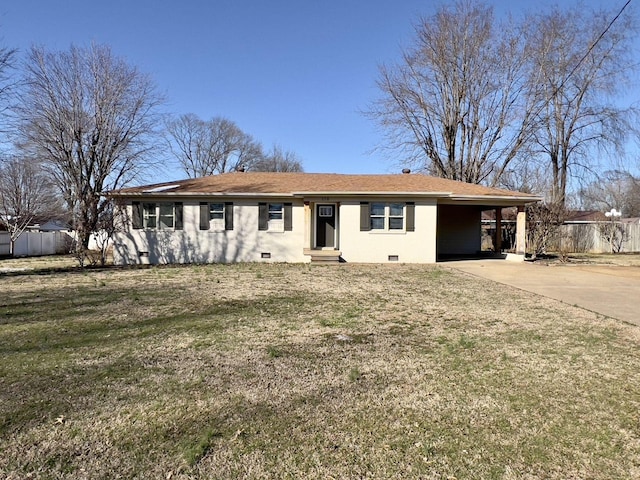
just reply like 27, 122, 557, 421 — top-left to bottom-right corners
310, 255, 341, 264
304, 249, 342, 264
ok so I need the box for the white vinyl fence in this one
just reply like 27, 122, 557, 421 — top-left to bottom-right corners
560, 222, 640, 253
0, 231, 72, 257
0, 232, 9, 256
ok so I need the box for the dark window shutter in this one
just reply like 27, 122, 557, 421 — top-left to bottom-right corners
199, 202, 210, 230
225, 202, 234, 230
406, 202, 415, 232
175, 203, 183, 230
258, 203, 268, 230
360, 202, 370, 231
284, 203, 293, 231
132, 202, 142, 229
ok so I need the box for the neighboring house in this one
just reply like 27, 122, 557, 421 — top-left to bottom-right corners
107, 172, 541, 265
563, 210, 608, 223
29, 219, 72, 232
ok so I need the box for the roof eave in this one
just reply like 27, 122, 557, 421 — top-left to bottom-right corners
448, 194, 542, 203
293, 191, 452, 197
108, 192, 297, 197
107, 191, 542, 202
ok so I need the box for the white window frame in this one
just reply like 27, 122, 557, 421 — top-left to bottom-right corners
209, 202, 225, 231
388, 203, 404, 231
142, 202, 178, 230
143, 202, 157, 229
370, 203, 386, 230
268, 203, 284, 232
158, 203, 175, 230
370, 202, 405, 232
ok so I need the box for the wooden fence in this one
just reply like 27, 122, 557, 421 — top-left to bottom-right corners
559, 222, 640, 253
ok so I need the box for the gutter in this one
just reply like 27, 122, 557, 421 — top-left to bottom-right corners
106, 192, 297, 198
105, 191, 542, 203
449, 194, 543, 202
292, 191, 452, 197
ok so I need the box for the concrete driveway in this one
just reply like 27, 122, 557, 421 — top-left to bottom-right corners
447, 260, 640, 327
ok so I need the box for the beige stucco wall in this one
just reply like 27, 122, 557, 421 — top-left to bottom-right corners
113, 197, 481, 265
436, 204, 482, 256
337, 199, 438, 263
113, 199, 307, 265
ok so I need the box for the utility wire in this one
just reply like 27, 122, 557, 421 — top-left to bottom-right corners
553, 0, 631, 97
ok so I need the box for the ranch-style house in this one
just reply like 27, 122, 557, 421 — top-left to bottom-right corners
107, 171, 541, 264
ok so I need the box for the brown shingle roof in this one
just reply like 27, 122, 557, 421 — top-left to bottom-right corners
111, 172, 540, 200
564, 210, 609, 222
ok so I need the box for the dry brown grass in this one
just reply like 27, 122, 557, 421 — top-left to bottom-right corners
0, 254, 78, 272
546, 252, 640, 266
1, 261, 639, 479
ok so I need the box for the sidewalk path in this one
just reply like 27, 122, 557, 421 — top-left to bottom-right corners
447, 260, 640, 327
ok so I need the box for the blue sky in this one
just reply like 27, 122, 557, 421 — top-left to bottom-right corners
0, 0, 631, 183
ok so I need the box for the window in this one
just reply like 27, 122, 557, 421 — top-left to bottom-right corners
259, 203, 292, 231
268, 203, 284, 231
133, 202, 182, 230
370, 203, 404, 231
268, 203, 283, 220
158, 203, 174, 229
389, 203, 404, 230
143, 203, 157, 229
210, 203, 224, 229
318, 205, 333, 217
370, 203, 385, 230
200, 202, 233, 231
210, 203, 224, 220
360, 202, 414, 232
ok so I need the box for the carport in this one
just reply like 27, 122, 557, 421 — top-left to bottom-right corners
436, 200, 532, 261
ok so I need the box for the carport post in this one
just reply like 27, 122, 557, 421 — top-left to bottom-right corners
494, 208, 502, 253
516, 206, 526, 255
303, 201, 312, 249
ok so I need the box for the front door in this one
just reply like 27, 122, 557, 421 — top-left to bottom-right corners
316, 204, 336, 248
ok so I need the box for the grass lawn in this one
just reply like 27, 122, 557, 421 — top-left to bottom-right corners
1, 262, 639, 479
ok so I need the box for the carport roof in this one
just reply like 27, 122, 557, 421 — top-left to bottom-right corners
109, 172, 541, 203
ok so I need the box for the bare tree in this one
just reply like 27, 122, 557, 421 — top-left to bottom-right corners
0, 156, 63, 255
89, 198, 129, 266
369, 1, 535, 186
598, 218, 629, 253
165, 114, 263, 177
0, 41, 17, 137
370, 0, 638, 202
251, 144, 304, 172
498, 155, 552, 196
526, 201, 568, 260
579, 170, 640, 217
16, 44, 163, 261
525, 3, 637, 207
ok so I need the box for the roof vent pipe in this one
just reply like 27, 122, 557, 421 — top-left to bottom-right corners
402, 168, 411, 174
